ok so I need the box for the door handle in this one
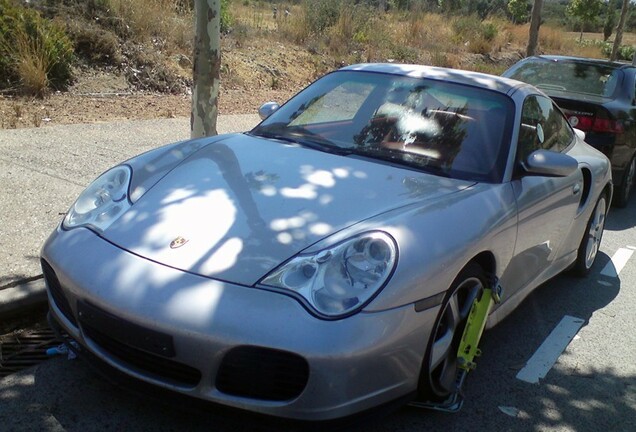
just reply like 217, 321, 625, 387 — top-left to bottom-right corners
572, 183, 581, 195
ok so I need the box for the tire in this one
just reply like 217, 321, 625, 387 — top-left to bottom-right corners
614, 156, 635, 208
417, 263, 485, 401
573, 193, 607, 277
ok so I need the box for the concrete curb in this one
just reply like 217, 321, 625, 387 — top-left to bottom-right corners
0, 278, 47, 319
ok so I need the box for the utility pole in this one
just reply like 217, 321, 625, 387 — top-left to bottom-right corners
191, 0, 221, 138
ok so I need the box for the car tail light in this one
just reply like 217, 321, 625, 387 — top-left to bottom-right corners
568, 114, 623, 134
569, 115, 593, 131
592, 117, 624, 134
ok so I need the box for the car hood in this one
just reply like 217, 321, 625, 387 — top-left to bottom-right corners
104, 134, 474, 285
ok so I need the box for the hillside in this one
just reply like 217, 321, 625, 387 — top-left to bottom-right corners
0, 0, 634, 129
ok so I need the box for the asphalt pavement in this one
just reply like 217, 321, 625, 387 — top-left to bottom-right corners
0, 115, 260, 319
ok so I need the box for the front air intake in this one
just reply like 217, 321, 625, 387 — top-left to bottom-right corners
216, 346, 309, 401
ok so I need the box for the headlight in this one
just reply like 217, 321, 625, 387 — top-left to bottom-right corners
260, 232, 397, 318
63, 165, 132, 233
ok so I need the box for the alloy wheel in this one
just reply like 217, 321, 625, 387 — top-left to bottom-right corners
584, 196, 607, 270
427, 274, 482, 397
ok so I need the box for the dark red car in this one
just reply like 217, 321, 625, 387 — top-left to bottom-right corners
504, 55, 636, 207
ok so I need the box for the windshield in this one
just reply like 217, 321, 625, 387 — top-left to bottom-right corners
507, 59, 621, 98
250, 70, 514, 182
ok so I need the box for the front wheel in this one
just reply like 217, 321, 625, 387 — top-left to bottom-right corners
417, 263, 485, 401
573, 194, 607, 277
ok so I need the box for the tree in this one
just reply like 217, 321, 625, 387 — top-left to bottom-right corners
508, 0, 529, 24
527, 0, 544, 56
610, 0, 630, 61
603, 0, 617, 41
566, 0, 604, 42
191, 0, 221, 139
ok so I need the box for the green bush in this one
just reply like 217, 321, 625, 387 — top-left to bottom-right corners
616, 45, 636, 62
327, 3, 373, 54
0, 0, 74, 94
221, 0, 233, 33
481, 22, 498, 42
452, 15, 499, 54
304, 0, 342, 34
390, 45, 419, 63
604, 44, 636, 62
582, 39, 636, 61
453, 16, 498, 43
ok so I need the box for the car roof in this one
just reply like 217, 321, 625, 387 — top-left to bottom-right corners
525, 55, 635, 70
340, 63, 526, 95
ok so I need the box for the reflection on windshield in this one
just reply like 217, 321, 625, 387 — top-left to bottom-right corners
251, 70, 513, 182
509, 60, 620, 97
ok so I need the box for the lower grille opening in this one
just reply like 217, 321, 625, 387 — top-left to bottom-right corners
216, 346, 309, 401
78, 303, 201, 387
41, 259, 77, 327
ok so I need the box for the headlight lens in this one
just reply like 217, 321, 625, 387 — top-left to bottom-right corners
63, 165, 132, 233
260, 232, 397, 317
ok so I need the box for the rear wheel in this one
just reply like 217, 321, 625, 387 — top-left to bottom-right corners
573, 193, 607, 277
417, 263, 485, 401
615, 156, 635, 208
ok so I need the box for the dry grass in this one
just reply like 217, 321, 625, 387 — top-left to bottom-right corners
234, 2, 295, 33
566, 31, 636, 45
504, 23, 605, 58
327, 7, 356, 53
108, 0, 172, 37
429, 51, 462, 68
227, 2, 634, 72
107, 0, 193, 49
469, 62, 509, 75
403, 13, 450, 48
538, 25, 575, 53
568, 44, 606, 59
4, 29, 50, 96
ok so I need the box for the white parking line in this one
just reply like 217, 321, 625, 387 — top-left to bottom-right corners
516, 315, 584, 384
600, 248, 634, 277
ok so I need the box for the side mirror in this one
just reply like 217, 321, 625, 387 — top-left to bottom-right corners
258, 102, 280, 120
522, 149, 578, 177
573, 128, 586, 141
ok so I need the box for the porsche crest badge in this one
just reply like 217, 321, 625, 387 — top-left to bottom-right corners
170, 236, 189, 249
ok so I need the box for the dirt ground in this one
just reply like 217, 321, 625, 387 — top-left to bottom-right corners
0, 88, 300, 129
0, 37, 316, 129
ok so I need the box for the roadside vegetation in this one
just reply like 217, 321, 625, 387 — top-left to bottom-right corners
0, 0, 635, 119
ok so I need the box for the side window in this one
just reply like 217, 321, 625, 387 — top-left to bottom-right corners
517, 95, 574, 162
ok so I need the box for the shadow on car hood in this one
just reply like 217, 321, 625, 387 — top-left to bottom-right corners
104, 134, 473, 285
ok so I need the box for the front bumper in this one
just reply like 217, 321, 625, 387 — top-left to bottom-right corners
41, 227, 439, 421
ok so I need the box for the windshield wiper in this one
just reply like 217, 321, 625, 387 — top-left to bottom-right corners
249, 130, 298, 144
293, 137, 353, 155
250, 128, 351, 156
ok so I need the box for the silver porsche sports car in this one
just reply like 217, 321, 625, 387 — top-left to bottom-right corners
42, 63, 611, 421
